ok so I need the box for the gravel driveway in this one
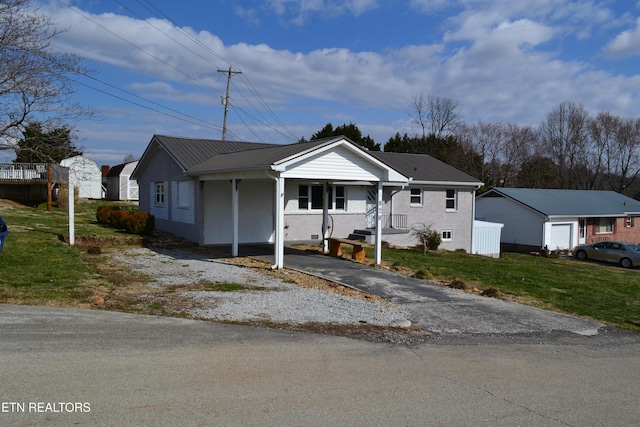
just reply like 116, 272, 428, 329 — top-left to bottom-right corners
110, 247, 412, 330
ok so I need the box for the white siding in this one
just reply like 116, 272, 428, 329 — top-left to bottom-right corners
476, 196, 545, 247
473, 220, 504, 258
149, 181, 168, 220
171, 181, 195, 224
282, 147, 383, 181
60, 156, 103, 199
203, 180, 274, 245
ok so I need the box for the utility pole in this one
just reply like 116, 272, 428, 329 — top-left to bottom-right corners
218, 66, 242, 141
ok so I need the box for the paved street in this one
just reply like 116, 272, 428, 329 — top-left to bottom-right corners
1, 305, 639, 426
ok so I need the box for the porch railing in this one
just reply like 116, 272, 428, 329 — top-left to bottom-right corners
365, 211, 408, 229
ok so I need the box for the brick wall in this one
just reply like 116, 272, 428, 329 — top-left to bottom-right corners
585, 217, 640, 244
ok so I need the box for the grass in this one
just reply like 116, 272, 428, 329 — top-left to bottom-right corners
0, 199, 140, 306
2, 199, 640, 334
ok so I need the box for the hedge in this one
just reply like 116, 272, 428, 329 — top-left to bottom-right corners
96, 205, 155, 235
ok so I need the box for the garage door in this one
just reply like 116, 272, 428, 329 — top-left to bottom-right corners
549, 224, 572, 250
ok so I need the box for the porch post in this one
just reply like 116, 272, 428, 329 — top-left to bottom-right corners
273, 176, 285, 269
322, 182, 329, 252
231, 178, 239, 257
375, 181, 382, 265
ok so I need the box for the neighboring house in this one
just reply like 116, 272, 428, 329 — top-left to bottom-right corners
60, 155, 104, 199
106, 161, 139, 201
475, 188, 640, 252
0, 163, 68, 203
132, 135, 482, 268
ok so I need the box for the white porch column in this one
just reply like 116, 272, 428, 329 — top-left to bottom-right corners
375, 181, 382, 265
322, 182, 329, 252
231, 178, 239, 257
273, 176, 285, 269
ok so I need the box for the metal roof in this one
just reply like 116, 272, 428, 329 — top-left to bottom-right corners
153, 135, 276, 171
370, 151, 482, 185
480, 188, 640, 216
143, 135, 482, 186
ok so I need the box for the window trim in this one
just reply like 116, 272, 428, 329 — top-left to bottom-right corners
595, 217, 614, 234
445, 189, 457, 211
442, 230, 453, 242
410, 188, 423, 206
298, 184, 346, 211
154, 182, 165, 205
627, 216, 633, 228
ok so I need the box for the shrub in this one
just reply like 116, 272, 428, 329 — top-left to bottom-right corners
110, 209, 131, 229
411, 223, 442, 253
96, 206, 155, 235
123, 212, 155, 235
96, 205, 119, 224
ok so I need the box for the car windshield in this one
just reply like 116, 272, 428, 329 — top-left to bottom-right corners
628, 244, 640, 252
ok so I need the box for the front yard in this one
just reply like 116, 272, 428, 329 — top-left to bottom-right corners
1, 199, 639, 333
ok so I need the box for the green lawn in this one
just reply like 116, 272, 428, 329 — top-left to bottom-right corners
1, 199, 639, 333
0, 200, 139, 305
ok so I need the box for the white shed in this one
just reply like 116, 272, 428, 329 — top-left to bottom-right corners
472, 220, 504, 258
106, 161, 139, 201
60, 155, 104, 199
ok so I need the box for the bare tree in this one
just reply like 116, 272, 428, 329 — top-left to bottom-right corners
587, 112, 619, 190
409, 92, 462, 155
0, 0, 92, 153
501, 123, 537, 187
539, 102, 590, 188
608, 117, 640, 193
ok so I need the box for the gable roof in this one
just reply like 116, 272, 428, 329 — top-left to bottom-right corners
479, 188, 640, 217
107, 161, 138, 177
370, 151, 482, 186
134, 134, 480, 186
187, 137, 339, 174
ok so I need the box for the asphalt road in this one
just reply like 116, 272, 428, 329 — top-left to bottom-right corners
2, 305, 640, 426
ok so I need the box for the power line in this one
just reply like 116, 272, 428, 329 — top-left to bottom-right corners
57, 0, 298, 143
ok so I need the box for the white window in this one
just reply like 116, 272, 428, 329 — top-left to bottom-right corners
442, 230, 453, 241
155, 182, 165, 204
596, 218, 614, 234
445, 189, 457, 210
410, 188, 422, 206
298, 185, 345, 210
627, 216, 633, 228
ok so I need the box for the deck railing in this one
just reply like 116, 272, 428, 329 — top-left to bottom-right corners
0, 163, 68, 183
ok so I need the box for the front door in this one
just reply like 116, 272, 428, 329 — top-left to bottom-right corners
578, 218, 586, 244
365, 189, 376, 228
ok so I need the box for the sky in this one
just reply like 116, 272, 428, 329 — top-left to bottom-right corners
13, 0, 640, 166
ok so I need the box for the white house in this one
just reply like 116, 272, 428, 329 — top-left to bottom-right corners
132, 135, 483, 268
106, 161, 139, 201
476, 188, 640, 252
60, 155, 104, 199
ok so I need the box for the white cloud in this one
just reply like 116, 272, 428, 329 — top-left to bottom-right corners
603, 17, 640, 59
35, 1, 640, 165
239, 0, 379, 25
